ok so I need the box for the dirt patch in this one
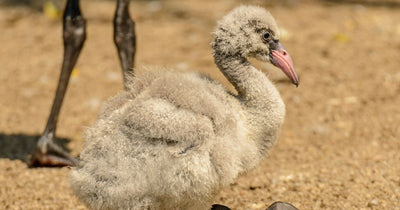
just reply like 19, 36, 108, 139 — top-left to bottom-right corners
0, 0, 399, 209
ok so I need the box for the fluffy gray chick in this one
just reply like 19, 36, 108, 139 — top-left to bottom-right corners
70, 5, 299, 210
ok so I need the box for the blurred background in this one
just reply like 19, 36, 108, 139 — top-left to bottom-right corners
0, 0, 399, 209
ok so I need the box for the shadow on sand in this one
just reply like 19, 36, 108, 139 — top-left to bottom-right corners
0, 133, 72, 164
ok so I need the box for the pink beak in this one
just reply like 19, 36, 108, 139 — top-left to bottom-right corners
270, 43, 299, 87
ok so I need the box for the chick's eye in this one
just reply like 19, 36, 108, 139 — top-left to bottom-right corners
262, 32, 270, 41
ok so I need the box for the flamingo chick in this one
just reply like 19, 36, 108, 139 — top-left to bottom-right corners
71, 5, 299, 210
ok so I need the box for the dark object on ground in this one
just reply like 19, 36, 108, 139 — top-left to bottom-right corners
211, 204, 231, 210
266, 201, 298, 210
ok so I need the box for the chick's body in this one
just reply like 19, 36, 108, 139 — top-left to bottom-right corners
71, 70, 261, 210
71, 5, 291, 210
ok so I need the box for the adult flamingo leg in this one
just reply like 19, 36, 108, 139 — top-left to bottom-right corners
29, 0, 86, 167
114, 0, 136, 90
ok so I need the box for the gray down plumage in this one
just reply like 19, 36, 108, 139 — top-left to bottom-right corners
70, 5, 286, 210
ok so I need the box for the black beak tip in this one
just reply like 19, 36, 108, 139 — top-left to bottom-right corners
293, 80, 299, 87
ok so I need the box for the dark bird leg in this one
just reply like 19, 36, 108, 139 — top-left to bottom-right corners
114, 0, 136, 90
29, 0, 86, 167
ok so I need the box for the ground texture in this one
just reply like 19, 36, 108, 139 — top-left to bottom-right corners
0, 0, 399, 209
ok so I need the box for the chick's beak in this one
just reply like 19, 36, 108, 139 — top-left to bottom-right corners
270, 43, 299, 86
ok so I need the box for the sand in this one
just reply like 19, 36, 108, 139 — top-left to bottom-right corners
0, 0, 399, 209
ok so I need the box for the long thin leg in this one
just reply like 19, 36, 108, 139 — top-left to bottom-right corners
29, 0, 86, 167
114, 0, 136, 90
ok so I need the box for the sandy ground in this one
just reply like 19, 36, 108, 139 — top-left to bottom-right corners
0, 0, 399, 209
